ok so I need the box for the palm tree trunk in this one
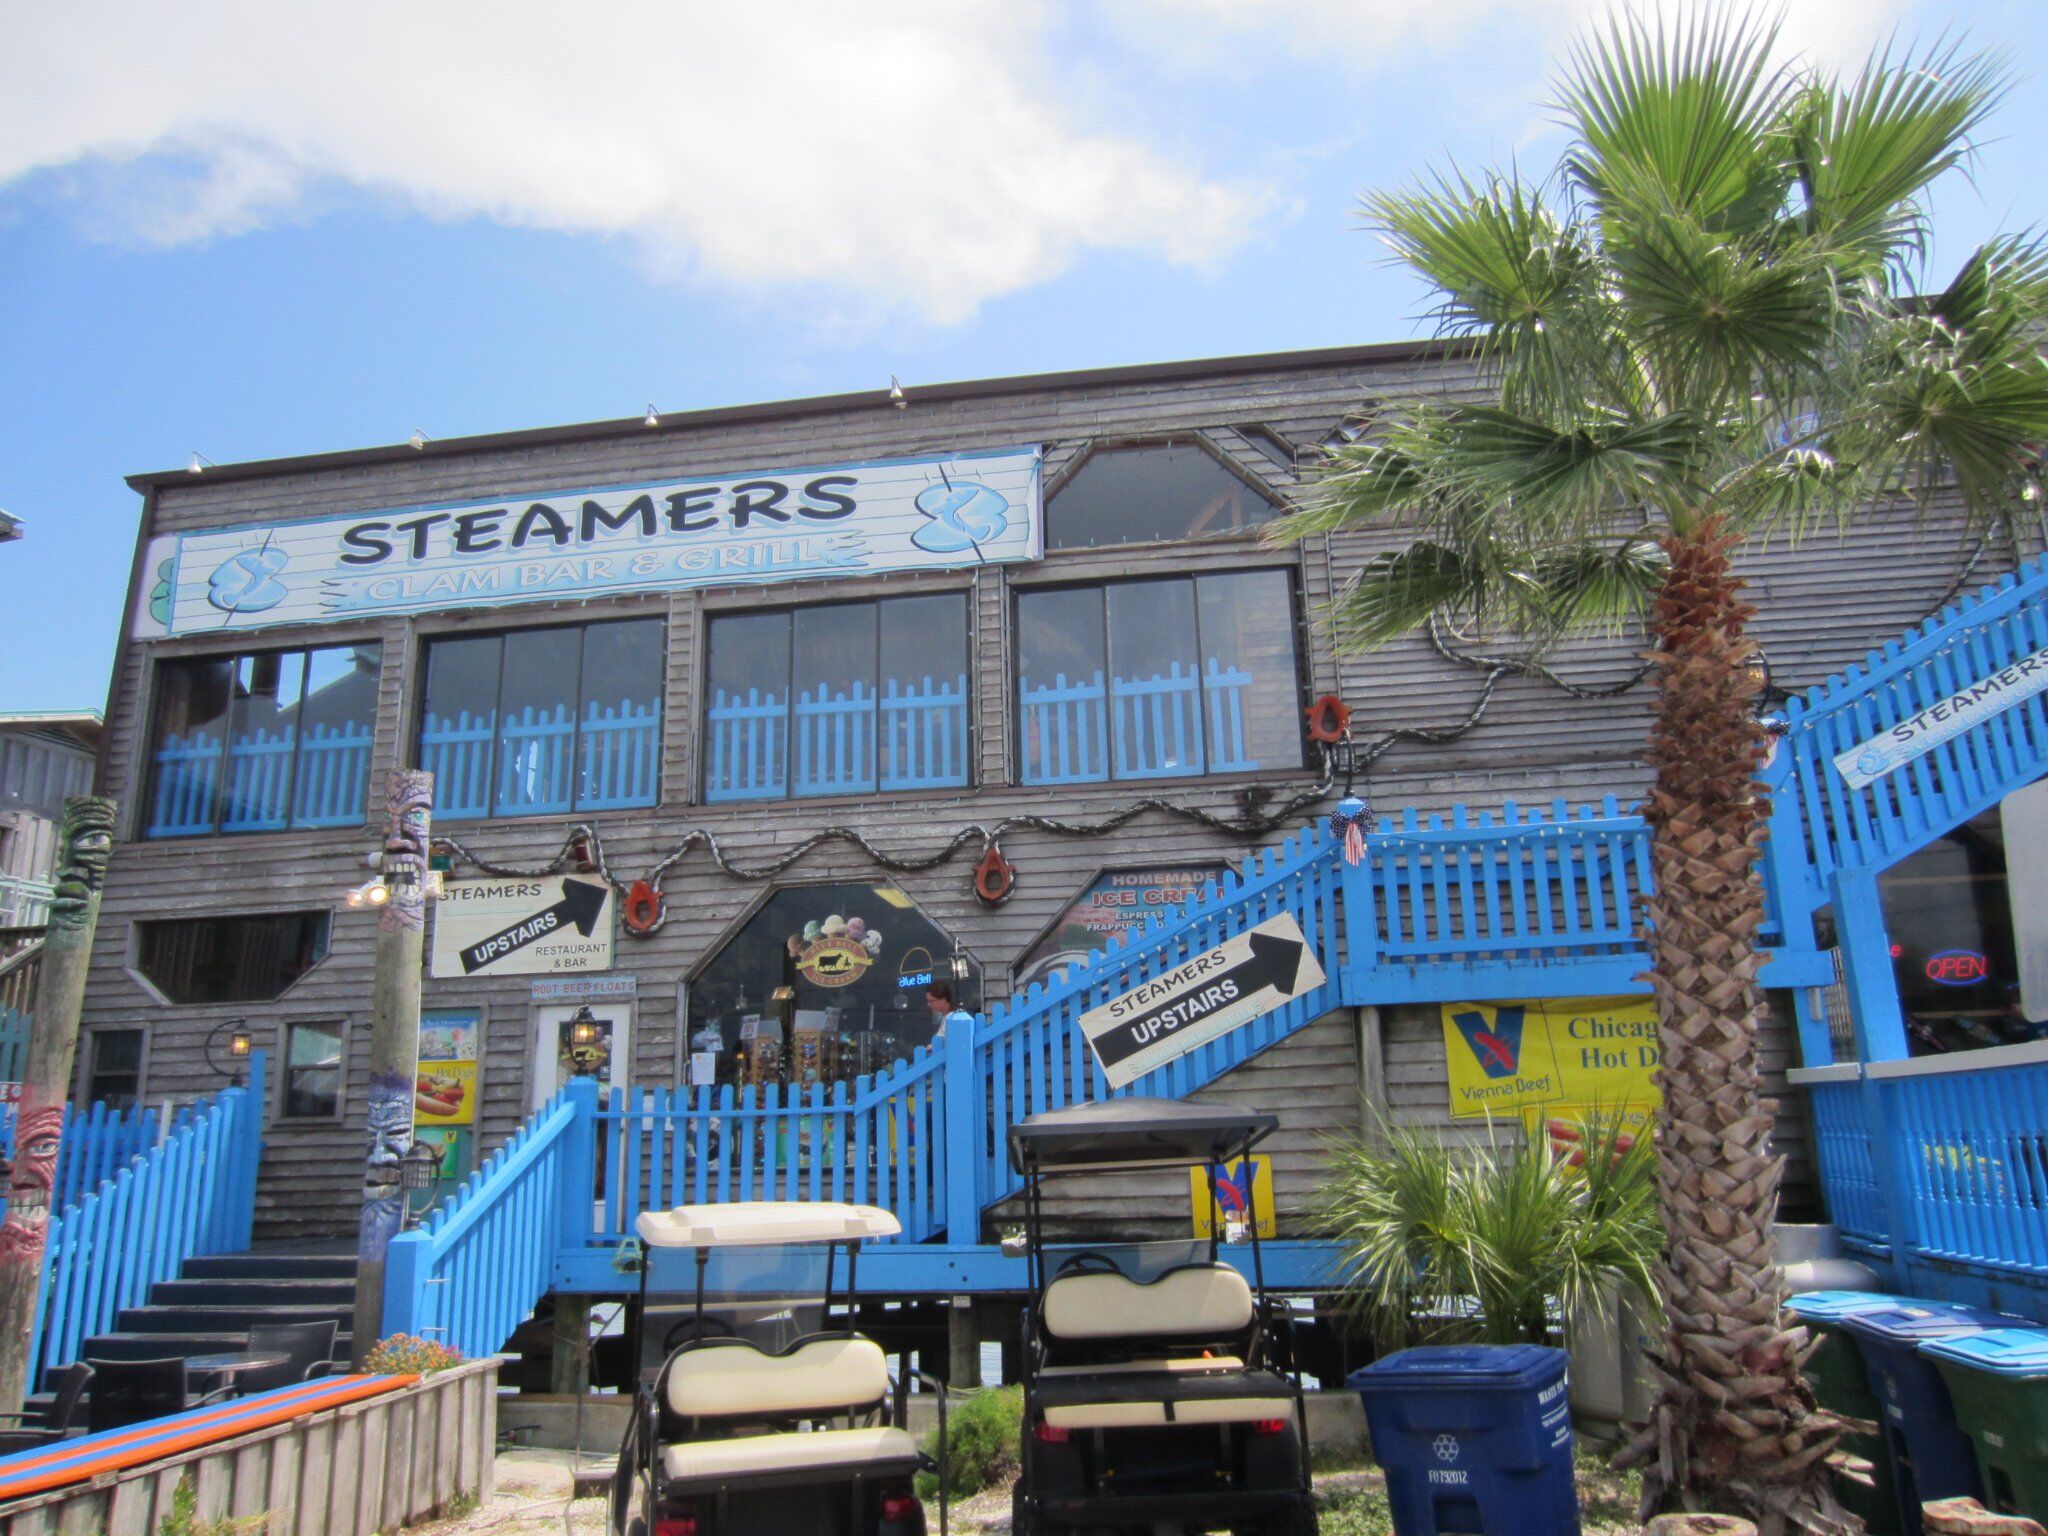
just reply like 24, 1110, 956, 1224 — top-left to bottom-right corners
1625, 519, 1851, 1534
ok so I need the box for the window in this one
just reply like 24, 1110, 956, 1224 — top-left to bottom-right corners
417, 618, 663, 820
85, 1030, 144, 1108
135, 912, 331, 1004
1017, 571, 1304, 785
283, 1020, 344, 1119
146, 644, 380, 837
704, 595, 969, 801
1046, 443, 1281, 551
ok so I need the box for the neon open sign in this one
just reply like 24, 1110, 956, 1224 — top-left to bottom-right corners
1923, 949, 1991, 987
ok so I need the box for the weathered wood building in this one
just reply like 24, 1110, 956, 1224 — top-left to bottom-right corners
82, 343, 1998, 1243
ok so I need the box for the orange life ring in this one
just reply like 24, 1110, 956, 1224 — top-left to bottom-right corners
623, 879, 664, 935
1304, 694, 1352, 744
973, 844, 1015, 906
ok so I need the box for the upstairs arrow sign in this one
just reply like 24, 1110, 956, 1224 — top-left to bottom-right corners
458, 878, 611, 975
1077, 913, 1326, 1089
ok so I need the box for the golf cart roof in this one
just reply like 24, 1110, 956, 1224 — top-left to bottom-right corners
635, 1201, 901, 1249
1008, 1098, 1278, 1174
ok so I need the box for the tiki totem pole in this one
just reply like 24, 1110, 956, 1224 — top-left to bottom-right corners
0, 796, 115, 1417
351, 768, 432, 1365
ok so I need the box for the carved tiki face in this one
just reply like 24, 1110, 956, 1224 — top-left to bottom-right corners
0, 1103, 64, 1261
48, 797, 115, 934
361, 1076, 412, 1205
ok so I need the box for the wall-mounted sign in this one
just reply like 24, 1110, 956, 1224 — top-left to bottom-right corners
1077, 914, 1324, 1090
1189, 1155, 1275, 1240
1441, 996, 1661, 1122
1017, 866, 1228, 988
531, 974, 637, 1002
140, 447, 1043, 637
792, 912, 884, 988
1835, 643, 2048, 789
416, 1007, 480, 1126
429, 876, 613, 978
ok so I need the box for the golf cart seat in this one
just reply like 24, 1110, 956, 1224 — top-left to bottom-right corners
663, 1426, 920, 1480
1040, 1261, 1254, 1343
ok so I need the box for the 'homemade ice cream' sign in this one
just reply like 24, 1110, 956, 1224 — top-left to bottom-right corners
1834, 641, 2048, 789
1076, 915, 1325, 1090
146, 446, 1042, 635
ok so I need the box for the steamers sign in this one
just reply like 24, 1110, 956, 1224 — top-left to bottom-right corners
144, 447, 1043, 636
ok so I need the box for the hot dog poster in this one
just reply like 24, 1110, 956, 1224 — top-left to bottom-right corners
417, 1008, 479, 1126
1440, 996, 1660, 1123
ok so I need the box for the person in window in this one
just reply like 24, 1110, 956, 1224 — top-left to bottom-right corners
926, 980, 956, 1040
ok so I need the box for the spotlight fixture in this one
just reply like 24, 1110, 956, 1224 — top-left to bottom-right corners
888, 376, 907, 409
644, 404, 660, 428
347, 876, 392, 909
187, 451, 216, 475
409, 429, 429, 450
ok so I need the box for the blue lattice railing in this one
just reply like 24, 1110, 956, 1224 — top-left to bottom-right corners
1021, 659, 1257, 785
419, 698, 660, 820
148, 722, 372, 836
706, 674, 969, 802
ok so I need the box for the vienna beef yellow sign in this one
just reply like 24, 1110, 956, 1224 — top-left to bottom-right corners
1440, 996, 1661, 1121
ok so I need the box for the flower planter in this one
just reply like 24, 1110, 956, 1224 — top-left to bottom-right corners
0, 1359, 498, 1535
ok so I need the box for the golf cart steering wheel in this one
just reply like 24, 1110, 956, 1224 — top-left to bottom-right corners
1053, 1251, 1122, 1277
662, 1315, 736, 1351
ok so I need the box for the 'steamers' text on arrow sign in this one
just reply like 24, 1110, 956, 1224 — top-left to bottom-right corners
428, 876, 615, 978
1077, 914, 1326, 1090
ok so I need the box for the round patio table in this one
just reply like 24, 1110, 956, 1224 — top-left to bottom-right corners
185, 1351, 291, 1396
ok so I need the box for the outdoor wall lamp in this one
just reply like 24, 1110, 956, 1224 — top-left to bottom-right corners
400, 1139, 443, 1229
568, 1008, 604, 1049
206, 1018, 251, 1086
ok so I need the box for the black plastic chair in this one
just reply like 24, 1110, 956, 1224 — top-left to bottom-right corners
239, 1321, 340, 1396
0, 1362, 93, 1452
84, 1357, 229, 1434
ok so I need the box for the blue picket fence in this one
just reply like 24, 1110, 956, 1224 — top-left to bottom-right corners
1020, 659, 1257, 785
29, 1055, 265, 1383
0, 1098, 184, 1222
148, 722, 371, 836
420, 699, 660, 820
706, 674, 969, 801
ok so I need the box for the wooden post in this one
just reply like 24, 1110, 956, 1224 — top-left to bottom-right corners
551, 1295, 593, 1396
0, 796, 115, 1418
352, 769, 432, 1367
948, 1294, 979, 1390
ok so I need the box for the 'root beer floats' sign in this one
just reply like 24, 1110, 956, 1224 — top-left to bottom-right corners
1076, 915, 1325, 1090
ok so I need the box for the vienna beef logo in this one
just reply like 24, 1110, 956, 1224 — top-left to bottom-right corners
1451, 1005, 1526, 1079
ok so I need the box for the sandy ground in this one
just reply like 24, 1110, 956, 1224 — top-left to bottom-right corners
416, 1447, 1646, 1535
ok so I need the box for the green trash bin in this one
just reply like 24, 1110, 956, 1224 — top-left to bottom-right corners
1786, 1289, 1906, 1534
1918, 1327, 2048, 1520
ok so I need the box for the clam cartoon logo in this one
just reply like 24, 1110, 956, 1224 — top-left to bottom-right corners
1856, 747, 1889, 779
911, 469, 1009, 556
206, 537, 290, 614
1450, 1006, 1525, 1079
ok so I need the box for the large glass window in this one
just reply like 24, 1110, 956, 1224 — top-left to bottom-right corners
283, 1020, 345, 1119
1016, 572, 1304, 785
685, 882, 982, 1080
417, 618, 663, 819
1046, 443, 1281, 551
135, 912, 331, 1004
704, 595, 970, 801
1880, 811, 2029, 1055
145, 644, 379, 836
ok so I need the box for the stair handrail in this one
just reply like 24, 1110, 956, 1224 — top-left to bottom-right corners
27, 1053, 265, 1384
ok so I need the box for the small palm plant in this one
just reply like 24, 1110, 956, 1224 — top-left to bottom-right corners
1317, 1114, 1658, 1350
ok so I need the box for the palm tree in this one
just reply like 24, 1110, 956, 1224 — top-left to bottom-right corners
1274, 12, 2048, 1530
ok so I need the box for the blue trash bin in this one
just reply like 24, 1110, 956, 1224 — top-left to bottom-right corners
1348, 1344, 1577, 1536
1839, 1301, 2016, 1535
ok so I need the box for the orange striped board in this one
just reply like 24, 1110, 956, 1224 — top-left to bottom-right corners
0, 1373, 419, 1503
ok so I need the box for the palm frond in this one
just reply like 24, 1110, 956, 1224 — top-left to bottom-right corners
1430, 406, 1704, 529
1531, 538, 1669, 633
1327, 542, 1493, 650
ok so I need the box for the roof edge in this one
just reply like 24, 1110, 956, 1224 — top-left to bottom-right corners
127, 337, 1459, 492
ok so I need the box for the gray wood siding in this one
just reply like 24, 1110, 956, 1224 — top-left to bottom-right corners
82, 347, 2009, 1242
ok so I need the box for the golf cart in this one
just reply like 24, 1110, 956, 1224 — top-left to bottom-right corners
612, 1200, 947, 1536
1010, 1099, 1317, 1536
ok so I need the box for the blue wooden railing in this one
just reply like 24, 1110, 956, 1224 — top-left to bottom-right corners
706, 675, 970, 802
420, 699, 660, 820
0, 1098, 187, 1222
1020, 659, 1258, 785
148, 723, 371, 836
29, 1055, 264, 1383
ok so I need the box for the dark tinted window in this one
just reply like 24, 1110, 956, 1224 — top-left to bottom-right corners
1017, 574, 1304, 785
416, 618, 663, 819
136, 912, 331, 1004
1046, 443, 1281, 551
145, 645, 379, 837
705, 596, 969, 801
86, 1030, 144, 1108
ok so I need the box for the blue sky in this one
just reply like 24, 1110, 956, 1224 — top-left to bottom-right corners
3, 0, 2044, 714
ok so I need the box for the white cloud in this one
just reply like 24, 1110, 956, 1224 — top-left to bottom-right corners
0, 0, 1265, 324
